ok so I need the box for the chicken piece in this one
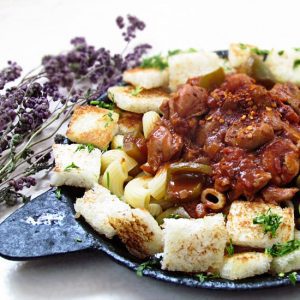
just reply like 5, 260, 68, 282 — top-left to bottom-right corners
146, 125, 183, 172
213, 147, 271, 198
261, 138, 299, 186
225, 121, 274, 150
261, 186, 299, 204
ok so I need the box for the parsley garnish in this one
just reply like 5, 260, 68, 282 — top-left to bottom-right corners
266, 240, 300, 257
136, 257, 162, 277
166, 213, 181, 219
253, 209, 282, 238
289, 272, 298, 285
168, 49, 181, 56
140, 55, 168, 70
226, 239, 234, 256
64, 162, 80, 172
55, 188, 62, 200
75, 237, 82, 243
239, 43, 247, 50
195, 273, 220, 283
106, 172, 110, 189
90, 100, 114, 110
293, 59, 300, 69
130, 86, 143, 96
278, 50, 284, 56
294, 48, 300, 52
105, 111, 114, 121
251, 48, 270, 56
75, 144, 86, 152
76, 144, 95, 153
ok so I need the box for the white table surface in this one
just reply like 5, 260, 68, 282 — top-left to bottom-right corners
1, 0, 300, 299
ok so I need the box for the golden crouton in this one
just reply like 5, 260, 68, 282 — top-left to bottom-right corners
108, 86, 169, 114
220, 252, 272, 280
109, 208, 163, 259
123, 67, 169, 89
66, 105, 119, 150
271, 248, 300, 274
227, 201, 294, 248
74, 184, 131, 239
118, 110, 143, 135
161, 214, 228, 273
51, 144, 101, 189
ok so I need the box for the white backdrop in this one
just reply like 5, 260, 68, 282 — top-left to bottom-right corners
1, 0, 300, 299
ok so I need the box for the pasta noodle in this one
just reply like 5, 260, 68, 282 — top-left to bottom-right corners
148, 166, 168, 201
111, 135, 124, 149
102, 158, 128, 197
201, 188, 226, 210
142, 111, 161, 139
124, 176, 152, 209
101, 149, 137, 174
149, 203, 163, 217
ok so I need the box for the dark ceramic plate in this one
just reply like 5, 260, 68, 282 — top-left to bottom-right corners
0, 50, 299, 289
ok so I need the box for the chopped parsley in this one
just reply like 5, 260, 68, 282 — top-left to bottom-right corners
289, 272, 298, 285
55, 188, 62, 200
130, 86, 143, 96
168, 49, 182, 56
104, 111, 114, 128
75, 237, 82, 243
90, 100, 115, 110
293, 59, 300, 69
140, 55, 168, 70
64, 162, 80, 172
195, 273, 220, 283
226, 239, 234, 256
239, 43, 247, 50
266, 240, 300, 257
106, 172, 110, 189
253, 209, 282, 238
294, 48, 300, 52
76, 144, 95, 153
251, 47, 270, 56
278, 50, 284, 56
136, 257, 162, 277
166, 213, 181, 219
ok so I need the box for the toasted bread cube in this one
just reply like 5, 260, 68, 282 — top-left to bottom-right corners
123, 68, 169, 89
74, 184, 131, 239
161, 214, 227, 273
266, 48, 300, 85
109, 208, 163, 258
228, 43, 257, 68
227, 201, 294, 248
271, 248, 300, 273
168, 51, 221, 91
220, 252, 272, 280
51, 144, 101, 189
66, 105, 119, 150
108, 86, 169, 114
118, 110, 143, 135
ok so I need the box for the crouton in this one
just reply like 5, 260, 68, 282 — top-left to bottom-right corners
168, 51, 221, 91
108, 86, 169, 114
109, 208, 163, 258
228, 43, 257, 68
66, 105, 119, 150
51, 144, 101, 189
271, 248, 300, 273
161, 214, 227, 273
118, 110, 143, 135
123, 68, 169, 89
220, 252, 272, 280
74, 184, 131, 239
227, 201, 294, 248
266, 48, 300, 85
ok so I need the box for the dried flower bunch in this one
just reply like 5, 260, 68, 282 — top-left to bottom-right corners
0, 15, 151, 206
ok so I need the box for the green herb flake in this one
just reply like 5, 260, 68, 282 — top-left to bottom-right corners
130, 86, 143, 96
75, 144, 86, 152
253, 209, 282, 238
75, 237, 82, 243
226, 239, 234, 256
289, 272, 298, 285
166, 213, 181, 219
64, 162, 80, 172
106, 172, 110, 189
251, 47, 270, 56
278, 272, 285, 278
195, 273, 220, 283
266, 240, 300, 257
278, 50, 284, 56
136, 257, 162, 277
239, 43, 247, 50
86, 144, 95, 153
140, 55, 168, 70
167, 49, 182, 56
293, 59, 300, 69
55, 188, 62, 200
294, 48, 300, 52
90, 100, 115, 110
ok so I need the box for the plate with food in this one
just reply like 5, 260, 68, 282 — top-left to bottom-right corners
0, 17, 300, 289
